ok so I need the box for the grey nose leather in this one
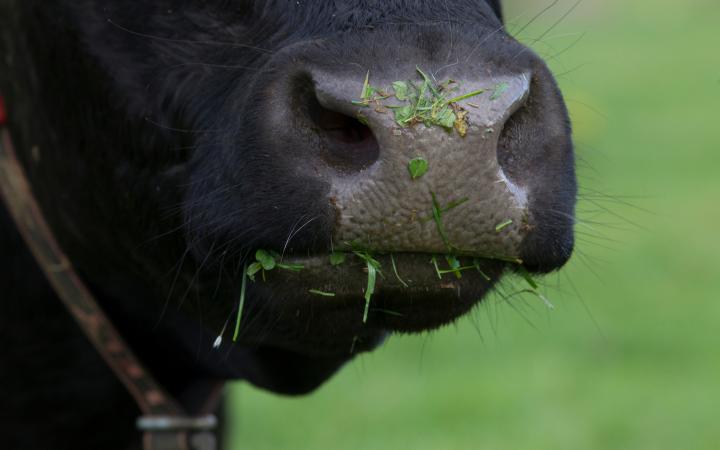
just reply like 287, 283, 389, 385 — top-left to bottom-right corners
315, 71, 531, 260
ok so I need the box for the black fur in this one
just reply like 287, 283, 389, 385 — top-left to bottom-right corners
0, 1, 574, 448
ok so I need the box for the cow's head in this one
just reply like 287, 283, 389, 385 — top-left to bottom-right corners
1, 0, 575, 394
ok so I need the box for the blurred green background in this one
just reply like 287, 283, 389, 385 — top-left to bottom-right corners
227, 0, 720, 448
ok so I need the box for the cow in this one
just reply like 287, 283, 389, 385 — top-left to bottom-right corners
0, 1, 576, 449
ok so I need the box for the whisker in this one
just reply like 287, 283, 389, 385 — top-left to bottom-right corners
509, 0, 561, 38
144, 116, 222, 134
154, 244, 193, 329
281, 215, 319, 258
527, 0, 584, 47
177, 240, 217, 310
544, 31, 588, 62
553, 62, 589, 79
562, 270, 606, 340
106, 18, 274, 54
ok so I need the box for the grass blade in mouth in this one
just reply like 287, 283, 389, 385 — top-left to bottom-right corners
362, 261, 377, 323
390, 254, 409, 288
515, 265, 554, 309
353, 251, 383, 323
233, 262, 249, 342
276, 262, 304, 271
445, 255, 463, 279
246, 249, 304, 281
309, 289, 336, 297
431, 255, 443, 280
373, 308, 404, 317
473, 259, 492, 281
517, 266, 539, 289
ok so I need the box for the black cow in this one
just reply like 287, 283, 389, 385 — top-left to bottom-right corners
0, 1, 576, 449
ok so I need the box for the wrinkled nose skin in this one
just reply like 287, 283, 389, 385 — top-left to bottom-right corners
261, 28, 576, 271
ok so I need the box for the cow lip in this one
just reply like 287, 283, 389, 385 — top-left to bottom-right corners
250, 252, 507, 332
274, 252, 506, 290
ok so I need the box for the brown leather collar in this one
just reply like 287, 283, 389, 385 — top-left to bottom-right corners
0, 96, 221, 450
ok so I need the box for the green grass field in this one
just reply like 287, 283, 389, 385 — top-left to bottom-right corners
227, 1, 720, 448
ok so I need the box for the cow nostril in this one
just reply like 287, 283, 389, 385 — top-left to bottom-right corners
496, 103, 525, 175
302, 80, 380, 172
313, 107, 372, 144
496, 73, 536, 180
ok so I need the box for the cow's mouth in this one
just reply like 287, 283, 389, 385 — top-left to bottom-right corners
243, 251, 509, 334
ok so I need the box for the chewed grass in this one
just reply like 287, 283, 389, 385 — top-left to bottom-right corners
309, 289, 336, 297
516, 266, 554, 310
232, 262, 249, 342
219, 247, 551, 346
353, 67, 508, 137
247, 249, 304, 281
353, 251, 383, 323
390, 254, 409, 288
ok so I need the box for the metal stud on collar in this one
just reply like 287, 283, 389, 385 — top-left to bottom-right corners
138, 415, 218, 450
137, 415, 218, 432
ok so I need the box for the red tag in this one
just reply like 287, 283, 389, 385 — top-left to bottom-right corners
0, 96, 7, 126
